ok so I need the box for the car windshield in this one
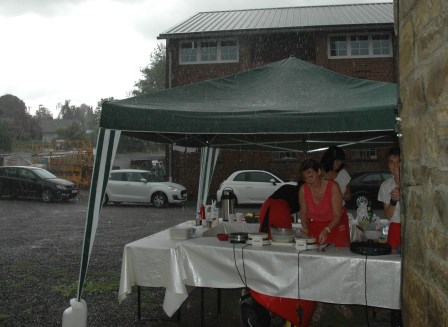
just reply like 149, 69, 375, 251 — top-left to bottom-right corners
33, 169, 57, 179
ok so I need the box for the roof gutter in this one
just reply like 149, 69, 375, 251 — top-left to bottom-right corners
157, 23, 394, 40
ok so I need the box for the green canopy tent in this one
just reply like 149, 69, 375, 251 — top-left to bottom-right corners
62, 57, 398, 325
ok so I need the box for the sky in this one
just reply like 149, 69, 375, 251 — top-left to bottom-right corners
0, 0, 392, 116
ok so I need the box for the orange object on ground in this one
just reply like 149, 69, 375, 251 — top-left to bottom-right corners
250, 289, 316, 327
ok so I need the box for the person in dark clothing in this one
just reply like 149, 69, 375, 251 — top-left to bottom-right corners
259, 184, 300, 238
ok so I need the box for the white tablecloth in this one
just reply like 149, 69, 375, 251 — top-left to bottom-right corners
118, 221, 401, 316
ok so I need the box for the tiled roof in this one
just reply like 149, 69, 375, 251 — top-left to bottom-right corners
158, 2, 393, 39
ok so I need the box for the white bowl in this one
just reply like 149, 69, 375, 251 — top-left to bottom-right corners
364, 230, 381, 240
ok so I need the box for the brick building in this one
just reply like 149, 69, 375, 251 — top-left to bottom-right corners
158, 3, 398, 199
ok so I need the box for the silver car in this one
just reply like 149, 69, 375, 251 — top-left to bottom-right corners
216, 170, 296, 205
104, 169, 187, 208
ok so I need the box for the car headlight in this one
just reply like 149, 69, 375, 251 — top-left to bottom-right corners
56, 185, 67, 190
168, 186, 179, 192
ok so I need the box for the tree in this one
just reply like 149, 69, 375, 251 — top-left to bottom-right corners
94, 97, 114, 125
57, 100, 75, 120
0, 119, 13, 151
56, 122, 85, 140
132, 43, 166, 96
0, 94, 40, 141
34, 105, 53, 120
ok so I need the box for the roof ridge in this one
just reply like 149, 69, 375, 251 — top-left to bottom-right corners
196, 2, 392, 14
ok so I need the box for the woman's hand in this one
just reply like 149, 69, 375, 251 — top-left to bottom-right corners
390, 187, 400, 202
319, 228, 329, 244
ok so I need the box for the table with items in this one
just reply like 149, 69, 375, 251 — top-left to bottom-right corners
118, 221, 401, 317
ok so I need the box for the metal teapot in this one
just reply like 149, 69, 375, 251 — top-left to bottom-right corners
221, 188, 236, 221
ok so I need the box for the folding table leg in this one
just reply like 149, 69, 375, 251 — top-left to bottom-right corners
137, 286, 181, 322
201, 288, 205, 327
137, 286, 141, 320
217, 289, 222, 315
391, 309, 402, 327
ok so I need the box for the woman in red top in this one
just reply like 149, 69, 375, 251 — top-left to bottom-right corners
298, 159, 350, 247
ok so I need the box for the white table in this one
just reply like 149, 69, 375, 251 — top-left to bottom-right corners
118, 221, 401, 317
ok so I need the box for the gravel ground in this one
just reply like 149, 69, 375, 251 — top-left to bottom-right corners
0, 194, 396, 327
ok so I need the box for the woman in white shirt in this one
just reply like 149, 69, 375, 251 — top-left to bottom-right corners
378, 147, 401, 250
321, 145, 351, 203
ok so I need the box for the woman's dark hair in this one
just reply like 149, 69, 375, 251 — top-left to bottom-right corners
320, 145, 346, 172
299, 158, 320, 176
387, 146, 400, 158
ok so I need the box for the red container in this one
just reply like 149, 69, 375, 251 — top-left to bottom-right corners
216, 233, 229, 241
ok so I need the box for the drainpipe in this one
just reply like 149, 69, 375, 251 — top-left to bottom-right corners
168, 47, 173, 182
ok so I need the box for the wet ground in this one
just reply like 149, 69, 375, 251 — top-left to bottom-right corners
0, 192, 396, 326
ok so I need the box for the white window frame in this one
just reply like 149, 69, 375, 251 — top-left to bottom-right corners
352, 148, 378, 160
328, 33, 393, 59
179, 39, 239, 64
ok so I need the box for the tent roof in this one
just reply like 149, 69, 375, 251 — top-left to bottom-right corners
101, 57, 398, 152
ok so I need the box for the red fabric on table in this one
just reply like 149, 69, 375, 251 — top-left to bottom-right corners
259, 198, 292, 239
250, 289, 316, 327
387, 222, 401, 250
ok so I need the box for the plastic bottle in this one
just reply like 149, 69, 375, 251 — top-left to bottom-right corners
200, 204, 206, 220
62, 298, 87, 327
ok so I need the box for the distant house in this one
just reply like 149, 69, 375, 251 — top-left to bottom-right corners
158, 3, 396, 87
39, 119, 80, 142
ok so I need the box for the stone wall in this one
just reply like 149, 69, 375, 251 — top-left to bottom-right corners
398, 0, 448, 325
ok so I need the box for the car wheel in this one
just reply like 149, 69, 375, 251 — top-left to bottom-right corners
41, 188, 53, 203
355, 194, 369, 207
152, 192, 168, 208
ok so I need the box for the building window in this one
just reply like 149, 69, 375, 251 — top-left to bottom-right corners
221, 40, 238, 60
328, 33, 392, 58
200, 41, 217, 61
180, 42, 198, 62
179, 39, 239, 64
352, 148, 377, 160
329, 36, 347, 57
372, 34, 391, 55
273, 151, 297, 161
350, 35, 369, 56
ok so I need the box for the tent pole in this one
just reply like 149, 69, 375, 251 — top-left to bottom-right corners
168, 143, 173, 182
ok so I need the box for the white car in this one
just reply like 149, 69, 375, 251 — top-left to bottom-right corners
216, 170, 297, 205
104, 169, 187, 208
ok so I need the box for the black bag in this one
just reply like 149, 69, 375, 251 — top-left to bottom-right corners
240, 292, 271, 327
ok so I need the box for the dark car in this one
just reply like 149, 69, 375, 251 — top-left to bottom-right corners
348, 171, 392, 208
0, 166, 79, 202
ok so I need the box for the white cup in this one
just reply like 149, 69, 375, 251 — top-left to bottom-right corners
236, 212, 244, 223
